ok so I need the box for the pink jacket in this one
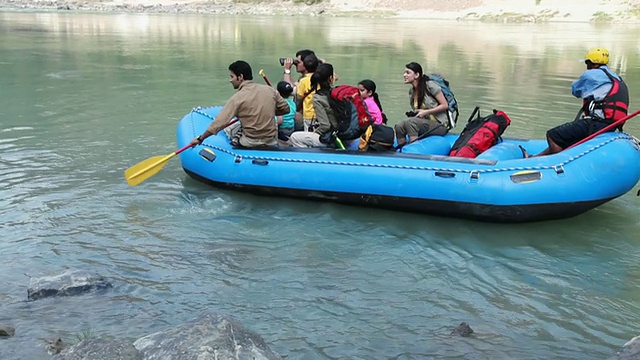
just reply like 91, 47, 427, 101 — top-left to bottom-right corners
364, 97, 383, 125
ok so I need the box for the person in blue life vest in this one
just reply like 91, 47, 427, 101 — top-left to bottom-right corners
524, 47, 629, 157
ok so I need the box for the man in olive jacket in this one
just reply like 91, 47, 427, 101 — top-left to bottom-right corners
191, 60, 290, 148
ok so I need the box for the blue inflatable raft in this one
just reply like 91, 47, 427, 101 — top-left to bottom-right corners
176, 106, 640, 222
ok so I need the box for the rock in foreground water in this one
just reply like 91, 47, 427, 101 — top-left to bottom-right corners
133, 312, 282, 360
451, 322, 474, 337
45, 338, 65, 356
0, 324, 15, 337
609, 335, 640, 360
27, 269, 112, 301
51, 338, 141, 360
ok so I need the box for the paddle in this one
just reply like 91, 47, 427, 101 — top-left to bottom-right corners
124, 144, 193, 186
124, 118, 239, 186
566, 109, 640, 150
259, 69, 272, 87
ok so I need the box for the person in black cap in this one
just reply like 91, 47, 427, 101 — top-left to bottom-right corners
275, 81, 297, 144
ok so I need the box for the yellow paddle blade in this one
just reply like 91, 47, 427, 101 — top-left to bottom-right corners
124, 153, 177, 186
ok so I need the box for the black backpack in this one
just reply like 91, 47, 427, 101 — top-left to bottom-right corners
328, 85, 374, 141
358, 124, 395, 152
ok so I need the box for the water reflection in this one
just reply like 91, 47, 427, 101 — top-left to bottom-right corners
3, 12, 639, 139
3, 12, 640, 61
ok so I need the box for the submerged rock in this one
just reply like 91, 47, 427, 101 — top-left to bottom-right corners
133, 312, 282, 360
27, 269, 112, 301
609, 335, 640, 360
451, 322, 474, 337
0, 324, 15, 337
45, 338, 65, 355
51, 338, 141, 360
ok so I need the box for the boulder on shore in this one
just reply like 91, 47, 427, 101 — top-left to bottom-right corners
27, 269, 112, 301
133, 312, 282, 360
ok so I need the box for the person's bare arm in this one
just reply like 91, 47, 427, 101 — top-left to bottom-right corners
417, 91, 448, 118
283, 58, 295, 86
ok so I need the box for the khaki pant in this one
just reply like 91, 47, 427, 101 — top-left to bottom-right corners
289, 131, 324, 148
224, 122, 277, 148
395, 117, 448, 140
303, 118, 317, 132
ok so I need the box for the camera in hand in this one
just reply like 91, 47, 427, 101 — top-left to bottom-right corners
279, 58, 299, 66
405, 110, 418, 117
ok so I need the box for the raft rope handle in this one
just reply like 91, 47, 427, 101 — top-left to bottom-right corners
191, 107, 637, 175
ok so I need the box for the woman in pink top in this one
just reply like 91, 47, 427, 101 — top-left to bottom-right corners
358, 79, 387, 125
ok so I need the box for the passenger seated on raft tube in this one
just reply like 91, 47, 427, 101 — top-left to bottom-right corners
289, 63, 340, 148
191, 60, 290, 149
522, 47, 629, 158
395, 62, 449, 147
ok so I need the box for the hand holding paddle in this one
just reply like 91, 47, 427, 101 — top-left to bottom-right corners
124, 118, 238, 186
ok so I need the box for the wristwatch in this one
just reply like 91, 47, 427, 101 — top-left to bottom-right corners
284, 69, 291, 75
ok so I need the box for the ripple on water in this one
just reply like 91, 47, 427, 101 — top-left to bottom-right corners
45, 70, 81, 79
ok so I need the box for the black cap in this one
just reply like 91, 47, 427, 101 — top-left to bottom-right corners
277, 81, 293, 97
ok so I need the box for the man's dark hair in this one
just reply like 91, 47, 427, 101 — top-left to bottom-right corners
295, 49, 315, 61
303, 53, 319, 73
228, 60, 253, 80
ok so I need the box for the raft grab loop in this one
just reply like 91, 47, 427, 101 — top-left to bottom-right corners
435, 171, 456, 178
510, 171, 542, 183
199, 148, 217, 162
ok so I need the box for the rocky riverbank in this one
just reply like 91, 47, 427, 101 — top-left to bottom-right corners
1, 0, 640, 22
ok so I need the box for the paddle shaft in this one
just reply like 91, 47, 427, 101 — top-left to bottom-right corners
567, 109, 640, 150
125, 118, 239, 186
259, 69, 272, 87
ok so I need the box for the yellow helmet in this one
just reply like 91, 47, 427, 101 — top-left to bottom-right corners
583, 47, 609, 65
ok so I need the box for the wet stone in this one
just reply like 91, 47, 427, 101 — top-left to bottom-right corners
46, 338, 65, 356
451, 322, 474, 337
51, 338, 141, 360
609, 335, 640, 360
27, 269, 112, 301
0, 325, 15, 337
133, 312, 282, 360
